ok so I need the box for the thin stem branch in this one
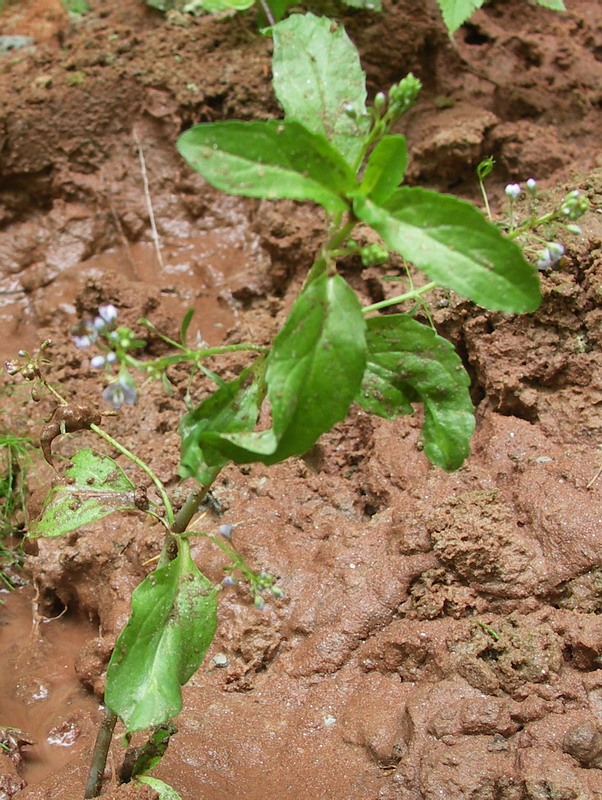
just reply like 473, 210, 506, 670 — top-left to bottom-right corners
258, 0, 275, 26
90, 423, 174, 527
362, 281, 437, 314
84, 707, 117, 798
124, 343, 269, 375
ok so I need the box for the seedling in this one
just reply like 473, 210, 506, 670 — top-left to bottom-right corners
9, 12, 549, 798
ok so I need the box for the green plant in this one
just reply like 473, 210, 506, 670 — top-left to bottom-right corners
0, 406, 33, 593
9, 12, 552, 798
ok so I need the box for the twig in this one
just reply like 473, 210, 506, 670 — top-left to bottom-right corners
587, 463, 602, 489
133, 129, 165, 271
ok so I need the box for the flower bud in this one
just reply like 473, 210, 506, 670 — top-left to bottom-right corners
373, 91, 386, 112
505, 183, 521, 200
5, 360, 20, 376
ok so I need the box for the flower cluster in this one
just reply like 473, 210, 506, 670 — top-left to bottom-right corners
73, 304, 118, 348
73, 304, 140, 410
218, 523, 283, 609
501, 178, 590, 272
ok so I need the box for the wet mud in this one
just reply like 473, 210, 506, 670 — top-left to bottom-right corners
1, 0, 602, 797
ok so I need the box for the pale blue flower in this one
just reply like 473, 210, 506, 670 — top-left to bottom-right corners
505, 183, 521, 200
102, 374, 137, 409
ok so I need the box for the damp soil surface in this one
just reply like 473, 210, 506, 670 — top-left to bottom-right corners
1, 0, 602, 797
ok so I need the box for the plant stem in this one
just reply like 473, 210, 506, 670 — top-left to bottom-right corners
83, 464, 223, 797
125, 343, 269, 375
84, 707, 117, 798
362, 281, 437, 313
90, 423, 174, 527
172, 469, 221, 534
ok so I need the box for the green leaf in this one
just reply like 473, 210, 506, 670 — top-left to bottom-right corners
177, 120, 356, 215
179, 363, 266, 484
137, 777, 183, 800
191, 0, 254, 11
341, 0, 382, 10
353, 189, 541, 313
28, 450, 139, 538
534, 0, 565, 9
131, 722, 177, 779
105, 540, 218, 733
271, 13, 370, 169
360, 135, 408, 205
179, 308, 194, 346
434, 0, 485, 33
200, 273, 367, 464
357, 315, 474, 470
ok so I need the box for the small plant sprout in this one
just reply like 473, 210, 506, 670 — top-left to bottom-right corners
9, 12, 559, 799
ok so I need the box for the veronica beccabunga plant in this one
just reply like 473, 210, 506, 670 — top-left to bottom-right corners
10, 12, 543, 799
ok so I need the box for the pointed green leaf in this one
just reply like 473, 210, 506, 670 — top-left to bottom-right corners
29, 450, 138, 538
535, 0, 565, 9
360, 135, 408, 204
179, 308, 195, 346
179, 363, 266, 484
435, 0, 485, 33
200, 273, 367, 464
137, 777, 182, 800
105, 540, 218, 733
177, 120, 356, 215
353, 189, 541, 313
357, 315, 474, 470
271, 13, 370, 169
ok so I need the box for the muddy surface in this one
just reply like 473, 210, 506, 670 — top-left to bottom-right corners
1, 0, 602, 797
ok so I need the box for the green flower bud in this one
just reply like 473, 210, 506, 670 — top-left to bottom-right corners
389, 73, 422, 117
360, 243, 389, 267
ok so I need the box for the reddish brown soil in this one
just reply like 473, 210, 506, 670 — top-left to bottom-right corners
1, 0, 602, 798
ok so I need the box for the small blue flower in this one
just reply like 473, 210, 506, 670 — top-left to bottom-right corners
219, 523, 234, 540
537, 248, 552, 271
505, 183, 522, 200
90, 353, 117, 369
222, 576, 239, 587
526, 178, 537, 194
99, 304, 118, 324
548, 242, 565, 261
74, 322, 98, 348
102, 374, 137, 409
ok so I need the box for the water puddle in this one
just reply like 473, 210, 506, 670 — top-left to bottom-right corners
0, 587, 98, 786
1, 230, 262, 361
